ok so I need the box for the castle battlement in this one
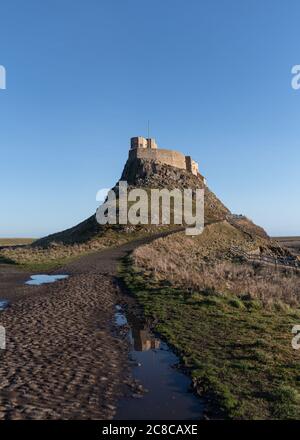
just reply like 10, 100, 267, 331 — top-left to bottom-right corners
129, 136, 201, 178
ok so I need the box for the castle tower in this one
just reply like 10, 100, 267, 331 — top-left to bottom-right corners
146, 138, 158, 149
130, 136, 158, 150
185, 156, 199, 176
130, 137, 147, 149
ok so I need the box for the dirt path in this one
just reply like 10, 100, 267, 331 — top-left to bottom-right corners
0, 231, 179, 420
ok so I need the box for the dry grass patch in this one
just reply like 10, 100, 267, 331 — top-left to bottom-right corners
0, 238, 35, 246
133, 222, 299, 308
0, 230, 137, 269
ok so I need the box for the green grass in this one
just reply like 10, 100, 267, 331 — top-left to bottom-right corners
17, 259, 70, 272
119, 257, 300, 419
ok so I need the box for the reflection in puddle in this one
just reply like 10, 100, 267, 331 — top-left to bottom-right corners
115, 305, 204, 420
0, 299, 9, 311
115, 309, 160, 351
132, 327, 161, 352
25, 274, 69, 286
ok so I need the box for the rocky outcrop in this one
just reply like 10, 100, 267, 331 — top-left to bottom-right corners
120, 157, 230, 222
34, 156, 271, 250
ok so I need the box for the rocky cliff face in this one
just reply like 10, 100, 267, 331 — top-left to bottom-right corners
34, 156, 266, 248
120, 157, 230, 223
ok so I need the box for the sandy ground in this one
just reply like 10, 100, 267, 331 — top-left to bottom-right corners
0, 274, 125, 419
0, 232, 177, 420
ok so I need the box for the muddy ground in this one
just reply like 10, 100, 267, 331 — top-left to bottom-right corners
0, 235, 167, 420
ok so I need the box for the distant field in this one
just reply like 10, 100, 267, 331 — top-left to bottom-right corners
0, 238, 35, 246
273, 236, 300, 255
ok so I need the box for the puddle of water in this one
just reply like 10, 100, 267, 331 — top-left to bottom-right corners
115, 312, 128, 327
115, 306, 205, 420
0, 299, 9, 311
25, 274, 69, 286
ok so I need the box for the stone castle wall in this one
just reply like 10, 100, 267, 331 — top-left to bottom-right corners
129, 137, 201, 177
129, 147, 188, 172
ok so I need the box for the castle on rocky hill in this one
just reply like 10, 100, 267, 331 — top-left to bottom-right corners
129, 136, 203, 179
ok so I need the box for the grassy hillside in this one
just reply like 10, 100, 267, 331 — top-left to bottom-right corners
0, 158, 287, 274
0, 226, 166, 270
0, 157, 232, 268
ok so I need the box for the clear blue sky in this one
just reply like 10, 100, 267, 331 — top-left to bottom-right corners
0, 0, 299, 237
